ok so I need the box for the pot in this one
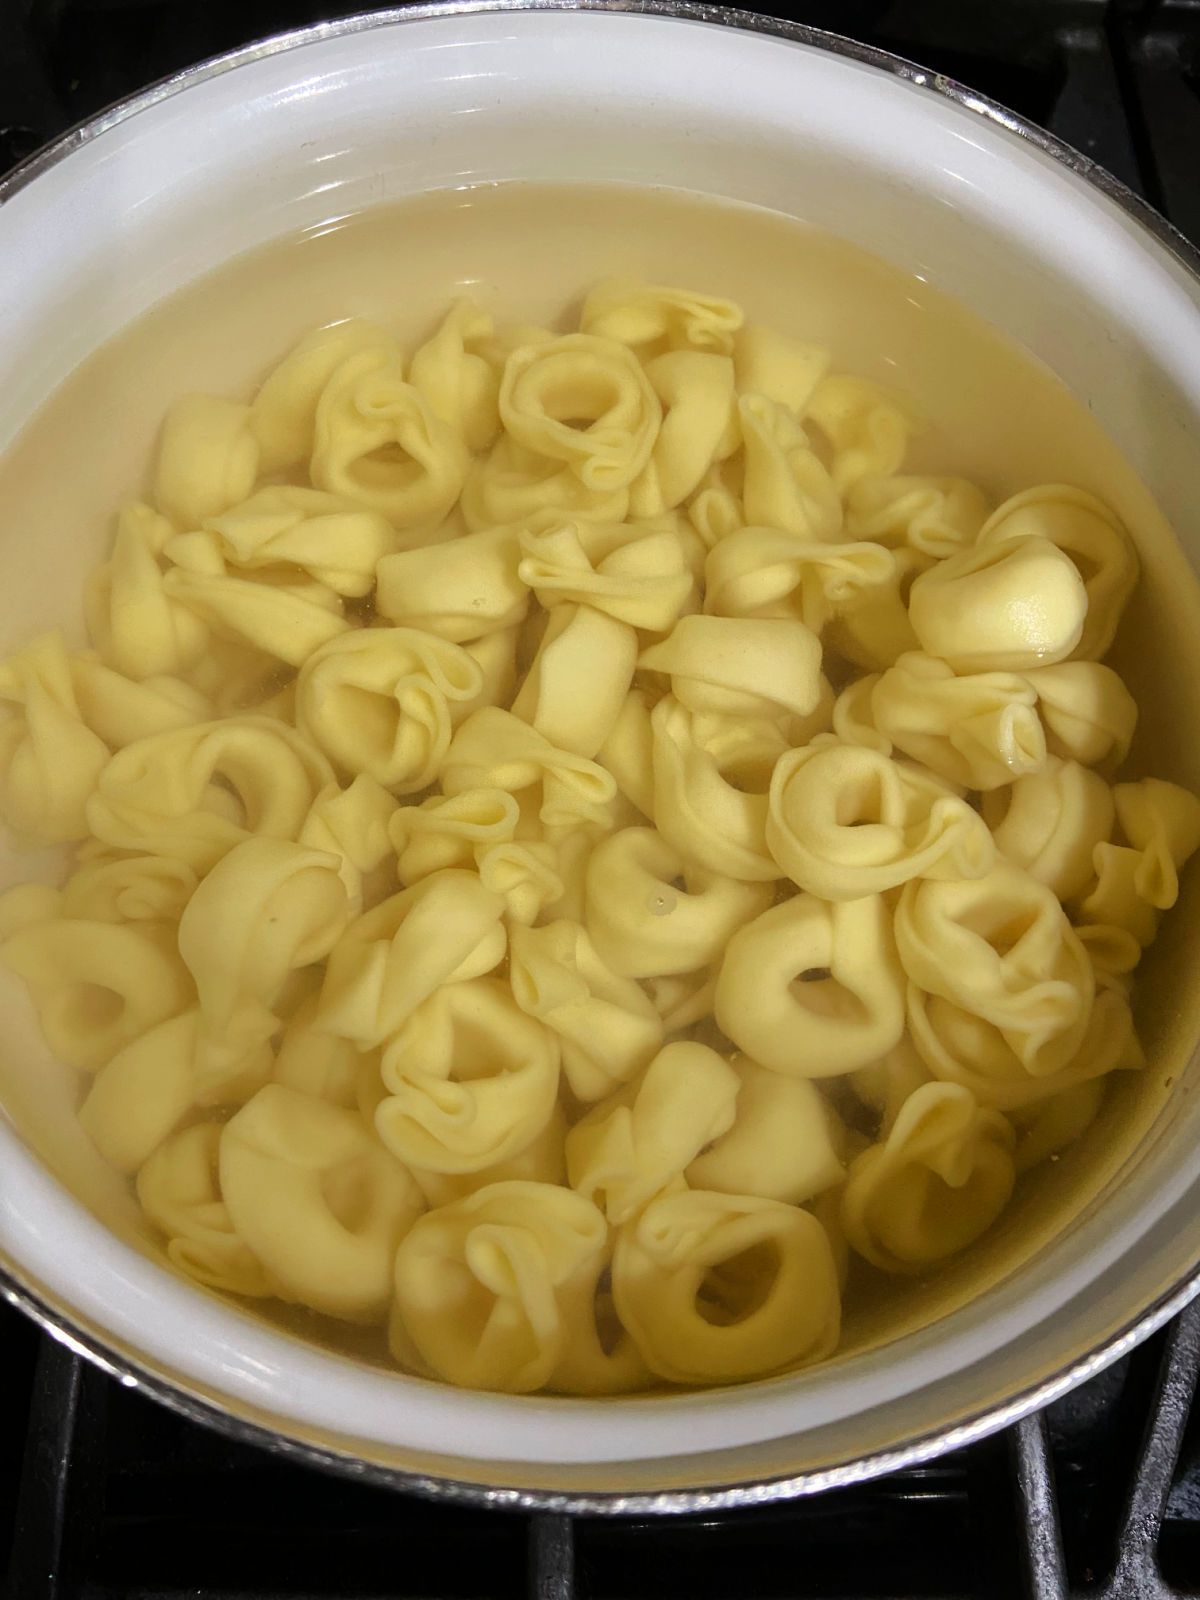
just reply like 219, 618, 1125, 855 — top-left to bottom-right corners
2, 0, 1200, 1512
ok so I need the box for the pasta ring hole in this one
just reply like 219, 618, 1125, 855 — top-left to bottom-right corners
694, 1239, 779, 1327
721, 756, 775, 795
537, 372, 622, 430
204, 773, 249, 828
958, 904, 1041, 959
1068, 547, 1101, 585
444, 1015, 509, 1083
320, 1160, 375, 1233
356, 443, 423, 491
834, 776, 885, 829
64, 981, 125, 1036
789, 970, 868, 1025
592, 1266, 623, 1357
337, 685, 402, 759
897, 565, 924, 605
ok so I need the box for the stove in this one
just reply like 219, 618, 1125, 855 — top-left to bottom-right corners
2, 1, 1200, 1595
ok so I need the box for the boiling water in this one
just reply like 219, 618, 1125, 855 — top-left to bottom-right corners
2, 181, 1199, 1377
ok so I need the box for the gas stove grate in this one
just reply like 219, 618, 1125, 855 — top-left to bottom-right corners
3, 1297, 1200, 1597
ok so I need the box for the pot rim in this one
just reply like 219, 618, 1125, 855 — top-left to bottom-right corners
3, 0, 1200, 1515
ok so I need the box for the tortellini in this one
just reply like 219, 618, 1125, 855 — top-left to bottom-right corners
81, 1005, 273, 1175
649, 695, 779, 881
566, 1041, 740, 1223
0, 269, 1192, 1402
984, 757, 1114, 900
613, 1188, 841, 1385
296, 627, 483, 791
584, 826, 771, 977
201, 487, 395, 597
0, 631, 111, 843
2, 912, 192, 1071
686, 1056, 845, 1205
318, 870, 506, 1049
375, 525, 528, 640
975, 485, 1138, 662
510, 603, 637, 758
376, 978, 561, 1173
311, 347, 470, 532
517, 517, 693, 632
871, 653, 1047, 790
154, 393, 259, 528
638, 613, 822, 722
222, 1084, 424, 1322
907, 536, 1087, 672
715, 893, 906, 1076
841, 1082, 1016, 1273
137, 1123, 272, 1297
509, 919, 663, 1102
895, 865, 1095, 1079
499, 334, 661, 492
766, 735, 995, 899
391, 1180, 609, 1392
85, 501, 209, 681
85, 716, 334, 871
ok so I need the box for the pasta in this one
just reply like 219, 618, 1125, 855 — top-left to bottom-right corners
0, 265, 1194, 1401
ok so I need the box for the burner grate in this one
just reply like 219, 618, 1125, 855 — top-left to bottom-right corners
4, 1298, 1200, 1597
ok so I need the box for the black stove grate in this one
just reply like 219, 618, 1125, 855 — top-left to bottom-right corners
2, 1, 1200, 1596
3, 1294, 1200, 1598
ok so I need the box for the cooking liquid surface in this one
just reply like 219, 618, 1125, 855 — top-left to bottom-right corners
2, 180, 1199, 1384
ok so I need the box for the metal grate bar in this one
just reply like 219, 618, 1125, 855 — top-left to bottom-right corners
1014, 1413, 1069, 1600
1097, 1300, 1200, 1600
7, 1336, 87, 1600
530, 1514, 576, 1600
1111, 0, 1200, 240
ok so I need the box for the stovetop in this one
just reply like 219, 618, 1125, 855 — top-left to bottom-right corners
2, 1, 1200, 1596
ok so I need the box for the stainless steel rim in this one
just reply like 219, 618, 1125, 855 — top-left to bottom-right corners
3, 0, 1200, 1515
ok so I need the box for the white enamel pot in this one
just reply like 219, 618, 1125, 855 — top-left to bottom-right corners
2, 1, 1200, 1511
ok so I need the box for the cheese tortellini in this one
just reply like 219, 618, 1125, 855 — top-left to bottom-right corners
0, 270, 1192, 1401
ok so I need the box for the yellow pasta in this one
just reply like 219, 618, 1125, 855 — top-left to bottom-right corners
766, 735, 995, 899
584, 825, 771, 978
376, 977, 561, 1174
137, 1123, 271, 1297
0, 268, 1193, 1401
391, 1179, 609, 1392
841, 1082, 1016, 1273
871, 652, 1047, 790
715, 893, 906, 1076
311, 348, 470, 532
85, 502, 210, 681
510, 602, 637, 758
907, 536, 1088, 672
85, 716, 334, 871
0, 632, 111, 843
613, 1187, 841, 1384
201, 486, 395, 597
221, 1084, 424, 1322
509, 919, 663, 1102
686, 1056, 846, 1205
153, 393, 259, 528
296, 627, 483, 791
376, 524, 529, 640
517, 517, 693, 632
